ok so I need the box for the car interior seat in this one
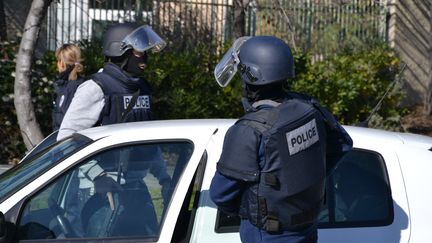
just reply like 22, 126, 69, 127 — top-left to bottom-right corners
334, 160, 389, 222
80, 153, 160, 238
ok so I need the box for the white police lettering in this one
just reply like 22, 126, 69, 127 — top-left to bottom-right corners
285, 119, 319, 155
123, 95, 150, 109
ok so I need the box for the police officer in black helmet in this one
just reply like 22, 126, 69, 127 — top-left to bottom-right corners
55, 23, 170, 234
209, 36, 353, 242
56, 22, 169, 193
57, 23, 166, 141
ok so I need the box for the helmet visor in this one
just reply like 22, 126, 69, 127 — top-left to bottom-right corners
122, 25, 166, 53
214, 36, 251, 87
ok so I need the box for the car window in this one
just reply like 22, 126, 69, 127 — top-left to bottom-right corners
17, 141, 193, 241
215, 149, 393, 232
318, 149, 393, 228
21, 131, 59, 162
0, 134, 92, 203
172, 151, 207, 243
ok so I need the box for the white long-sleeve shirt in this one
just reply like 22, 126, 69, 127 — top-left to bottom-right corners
57, 80, 105, 141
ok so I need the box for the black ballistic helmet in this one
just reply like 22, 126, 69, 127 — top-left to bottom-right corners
102, 22, 166, 58
238, 36, 295, 86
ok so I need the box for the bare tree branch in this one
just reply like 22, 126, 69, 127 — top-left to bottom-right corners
275, 0, 297, 50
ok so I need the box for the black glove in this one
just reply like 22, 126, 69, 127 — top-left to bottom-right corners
94, 175, 122, 195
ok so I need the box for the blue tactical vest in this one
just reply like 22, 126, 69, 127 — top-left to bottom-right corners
220, 95, 330, 232
52, 78, 85, 131
92, 63, 153, 125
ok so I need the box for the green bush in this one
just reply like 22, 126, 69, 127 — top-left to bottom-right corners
0, 39, 405, 163
0, 40, 56, 163
292, 43, 405, 130
146, 43, 243, 120
0, 41, 25, 164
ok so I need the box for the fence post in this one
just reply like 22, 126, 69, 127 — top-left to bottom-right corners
233, 0, 249, 38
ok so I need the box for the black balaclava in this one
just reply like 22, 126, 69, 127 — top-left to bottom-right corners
107, 50, 148, 77
241, 81, 288, 112
243, 81, 288, 102
124, 51, 148, 77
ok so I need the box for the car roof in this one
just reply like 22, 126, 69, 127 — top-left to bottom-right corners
76, 119, 432, 150
345, 125, 432, 150
77, 119, 237, 140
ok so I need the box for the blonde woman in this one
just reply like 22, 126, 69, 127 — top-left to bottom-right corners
52, 43, 85, 131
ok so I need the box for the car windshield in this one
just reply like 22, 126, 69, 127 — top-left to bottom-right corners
0, 134, 92, 203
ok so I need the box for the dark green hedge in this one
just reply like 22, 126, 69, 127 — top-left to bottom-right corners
291, 43, 405, 129
0, 40, 404, 163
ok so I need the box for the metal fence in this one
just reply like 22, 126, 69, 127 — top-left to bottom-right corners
249, 0, 388, 56
47, 0, 388, 54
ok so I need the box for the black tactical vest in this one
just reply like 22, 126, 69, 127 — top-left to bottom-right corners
52, 78, 85, 131
92, 63, 153, 125
236, 97, 328, 232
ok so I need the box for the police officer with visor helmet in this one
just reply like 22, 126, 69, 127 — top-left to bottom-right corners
57, 23, 166, 140
209, 36, 353, 243
56, 23, 171, 234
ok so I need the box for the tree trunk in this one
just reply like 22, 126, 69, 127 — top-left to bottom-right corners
425, 1, 432, 115
0, 0, 7, 41
14, 0, 53, 150
233, 0, 249, 39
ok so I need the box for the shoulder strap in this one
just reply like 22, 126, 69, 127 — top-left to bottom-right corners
91, 73, 106, 94
288, 92, 339, 131
309, 100, 338, 131
92, 72, 141, 123
238, 106, 279, 134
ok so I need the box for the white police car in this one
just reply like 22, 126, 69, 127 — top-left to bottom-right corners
0, 119, 431, 242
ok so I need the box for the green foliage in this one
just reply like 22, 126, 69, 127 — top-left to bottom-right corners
145, 43, 243, 120
0, 39, 405, 163
79, 39, 104, 76
292, 42, 405, 129
32, 50, 57, 136
0, 41, 25, 163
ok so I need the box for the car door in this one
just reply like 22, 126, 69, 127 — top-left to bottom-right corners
191, 134, 410, 243
318, 146, 409, 243
15, 141, 194, 241
0, 126, 217, 242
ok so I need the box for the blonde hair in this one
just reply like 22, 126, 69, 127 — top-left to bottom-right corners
55, 43, 84, 81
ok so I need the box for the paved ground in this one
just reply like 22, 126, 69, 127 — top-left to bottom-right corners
0, 164, 12, 174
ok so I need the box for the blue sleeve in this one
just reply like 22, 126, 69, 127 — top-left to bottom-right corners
209, 171, 245, 215
216, 124, 260, 182
326, 123, 353, 174
310, 99, 353, 174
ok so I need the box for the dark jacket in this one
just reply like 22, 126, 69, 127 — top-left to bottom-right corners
52, 69, 85, 131
92, 63, 153, 125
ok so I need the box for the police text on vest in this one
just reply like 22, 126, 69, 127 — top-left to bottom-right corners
285, 119, 319, 156
123, 95, 150, 109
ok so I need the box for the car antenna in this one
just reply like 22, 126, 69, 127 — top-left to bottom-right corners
356, 63, 407, 128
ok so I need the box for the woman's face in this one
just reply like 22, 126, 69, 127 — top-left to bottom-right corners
57, 59, 66, 72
